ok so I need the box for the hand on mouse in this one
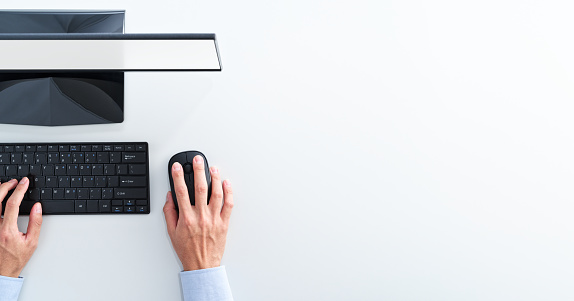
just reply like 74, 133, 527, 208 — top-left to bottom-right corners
163, 155, 234, 271
0, 178, 43, 278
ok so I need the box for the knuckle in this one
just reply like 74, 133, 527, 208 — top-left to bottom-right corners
212, 190, 224, 200
196, 184, 208, 194
175, 186, 188, 196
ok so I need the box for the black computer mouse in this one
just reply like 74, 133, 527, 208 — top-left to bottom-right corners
168, 151, 211, 211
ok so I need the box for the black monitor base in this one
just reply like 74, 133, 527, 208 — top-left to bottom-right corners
0, 72, 124, 126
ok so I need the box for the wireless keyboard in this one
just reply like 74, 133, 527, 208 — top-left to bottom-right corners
0, 142, 150, 215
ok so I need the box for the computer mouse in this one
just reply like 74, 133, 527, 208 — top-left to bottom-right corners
168, 151, 211, 211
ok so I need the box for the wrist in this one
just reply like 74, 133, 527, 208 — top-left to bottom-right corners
0, 269, 21, 278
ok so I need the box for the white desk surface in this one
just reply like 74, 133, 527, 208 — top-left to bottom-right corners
3, 1, 574, 300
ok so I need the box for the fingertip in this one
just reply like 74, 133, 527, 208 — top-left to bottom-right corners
34, 202, 42, 214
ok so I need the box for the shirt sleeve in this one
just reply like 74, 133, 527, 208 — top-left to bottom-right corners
0, 275, 24, 301
180, 266, 233, 301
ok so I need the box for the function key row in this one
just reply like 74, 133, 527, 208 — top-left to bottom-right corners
0, 152, 146, 164
0, 144, 147, 153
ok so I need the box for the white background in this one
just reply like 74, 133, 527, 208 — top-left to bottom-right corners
1, 0, 574, 300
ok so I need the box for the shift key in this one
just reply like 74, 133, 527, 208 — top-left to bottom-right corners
114, 188, 147, 199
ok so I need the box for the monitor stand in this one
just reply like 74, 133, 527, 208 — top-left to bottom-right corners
0, 10, 125, 126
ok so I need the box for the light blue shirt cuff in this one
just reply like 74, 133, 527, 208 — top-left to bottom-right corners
180, 266, 233, 301
0, 275, 24, 301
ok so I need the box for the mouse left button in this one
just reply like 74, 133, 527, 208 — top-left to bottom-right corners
170, 153, 188, 167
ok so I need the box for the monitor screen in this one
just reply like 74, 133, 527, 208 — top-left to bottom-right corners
0, 34, 221, 71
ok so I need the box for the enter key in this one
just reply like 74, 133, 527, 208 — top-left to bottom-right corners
119, 176, 147, 187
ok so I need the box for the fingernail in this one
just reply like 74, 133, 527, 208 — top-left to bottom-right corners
194, 155, 203, 164
224, 179, 231, 186
211, 166, 219, 174
20, 177, 29, 185
173, 162, 182, 171
35, 203, 42, 213
9, 178, 17, 183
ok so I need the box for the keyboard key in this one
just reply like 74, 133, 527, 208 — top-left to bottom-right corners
78, 188, 89, 199
114, 188, 146, 199
125, 206, 135, 213
124, 200, 135, 206
67, 164, 79, 175
92, 145, 102, 152
136, 200, 147, 206
119, 176, 146, 187
136, 206, 147, 213
65, 188, 77, 199
87, 200, 98, 212
83, 176, 94, 187
11, 153, 22, 164
71, 176, 82, 187
26, 145, 36, 152
43, 200, 74, 213
92, 164, 103, 175
114, 145, 124, 151
0, 153, 9, 164
52, 188, 65, 199
90, 188, 101, 199
122, 152, 146, 163
112, 206, 123, 213
54, 164, 66, 176
99, 200, 111, 212
97, 152, 109, 163
104, 164, 116, 175
70, 145, 79, 152
110, 152, 121, 163
59, 145, 69, 152
75, 200, 87, 212
36, 145, 47, 152
136, 144, 146, 151
102, 188, 114, 199
95, 176, 107, 187
40, 188, 52, 199
117, 164, 128, 175
35, 153, 47, 164
108, 176, 119, 187
129, 164, 146, 175
112, 200, 123, 206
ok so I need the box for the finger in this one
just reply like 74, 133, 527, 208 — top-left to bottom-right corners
3, 177, 29, 227
0, 179, 18, 217
209, 166, 224, 214
221, 180, 234, 224
163, 192, 178, 237
172, 162, 193, 217
26, 202, 42, 245
193, 155, 209, 211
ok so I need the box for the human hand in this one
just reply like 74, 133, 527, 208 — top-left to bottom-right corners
163, 156, 234, 271
0, 178, 43, 278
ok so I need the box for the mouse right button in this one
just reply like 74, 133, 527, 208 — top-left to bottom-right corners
184, 174, 195, 206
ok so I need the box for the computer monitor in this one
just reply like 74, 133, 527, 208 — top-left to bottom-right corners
0, 10, 222, 126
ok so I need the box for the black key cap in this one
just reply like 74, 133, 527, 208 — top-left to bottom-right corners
108, 176, 119, 187
122, 152, 146, 163
14, 146, 24, 152
129, 164, 146, 175
77, 188, 89, 199
125, 206, 135, 213
52, 188, 65, 199
17, 165, 29, 176
92, 145, 102, 152
112, 200, 123, 206
0, 166, 4, 177
112, 206, 123, 213
29, 165, 41, 176
119, 176, 146, 187
47, 145, 57, 152
58, 176, 70, 187
73, 153, 85, 163
65, 188, 77, 199
48, 153, 59, 164
34, 176, 45, 188
36, 145, 47, 152
110, 152, 121, 163
103, 145, 113, 151
42, 165, 54, 176
90, 188, 101, 199
18, 201, 36, 214
136, 206, 147, 213
67, 164, 79, 175
26, 145, 36, 152
0, 153, 9, 164
95, 176, 107, 187
42, 200, 74, 213
5, 165, 17, 176
104, 164, 116, 175
22, 153, 33, 164
136, 200, 147, 206
136, 144, 146, 151
71, 176, 82, 188
97, 152, 109, 163
114, 145, 124, 151
40, 188, 52, 199
125, 145, 135, 151
59, 145, 69, 152
11, 153, 22, 164
83, 176, 95, 187
75, 200, 87, 212
117, 165, 128, 175
85, 152, 97, 163
35, 153, 47, 164
99, 200, 111, 212
80, 145, 90, 152
28, 188, 40, 201
114, 188, 146, 199
92, 164, 103, 175
54, 164, 66, 176
60, 153, 72, 164
79, 164, 91, 175
70, 145, 79, 152
46, 177, 57, 187
102, 188, 114, 199
87, 200, 98, 212
124, 200, 135, 206
4, 146, 13, 152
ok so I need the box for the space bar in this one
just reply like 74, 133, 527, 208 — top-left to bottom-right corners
42, 200, 75, 214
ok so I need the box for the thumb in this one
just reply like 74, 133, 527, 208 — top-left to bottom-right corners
26, 202, 43, 244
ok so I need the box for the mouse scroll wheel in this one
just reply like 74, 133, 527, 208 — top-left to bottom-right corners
183, 163, 193, 174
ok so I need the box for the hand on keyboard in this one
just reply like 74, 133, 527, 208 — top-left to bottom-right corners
0, 178, 43, 278
163, 156, 234, 271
